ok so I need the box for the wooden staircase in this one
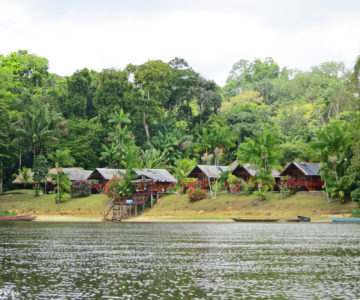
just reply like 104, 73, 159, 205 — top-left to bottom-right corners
104, 200, 137, 221
103, 193, 154, 221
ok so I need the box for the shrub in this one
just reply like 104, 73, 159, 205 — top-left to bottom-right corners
188, 186, 207, 202
71, 180, 91, 197
104, 174, 135, 201
350, 188, 360, 202
351, 207, 360, 217
227, 174, 243, 193
0, 210, 17, 216
279, 176, 296, 198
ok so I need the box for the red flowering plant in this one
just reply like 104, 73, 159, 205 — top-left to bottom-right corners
188, 186, 207, 202
104, 174, 135, 202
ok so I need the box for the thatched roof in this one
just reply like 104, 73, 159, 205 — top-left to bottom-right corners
187, 165, 231, 180
280, 162, 321, 176
133, 169, 177, 183
13, 167, 90, 184
63, 169, 93, 181
229, 160, 238, 171
232, 164, 281, 178
88, 168, 126, 180
12, 170, 34, 184
47, 168, 91, 182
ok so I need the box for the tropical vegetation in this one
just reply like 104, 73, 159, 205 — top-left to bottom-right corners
0, 50, 359, 207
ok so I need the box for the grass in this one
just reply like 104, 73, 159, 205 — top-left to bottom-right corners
0, 189, 108, 216
1, 189, 357, 220
144, 191, 357, 219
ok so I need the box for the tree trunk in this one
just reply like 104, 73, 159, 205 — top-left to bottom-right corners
19, 152, 22, 170
33, 144, 37, 160
143, 111, 150, 144
57, 171, 60, 203
0, 162, 3, 195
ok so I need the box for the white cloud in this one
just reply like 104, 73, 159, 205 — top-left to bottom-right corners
0, 0, 359, 85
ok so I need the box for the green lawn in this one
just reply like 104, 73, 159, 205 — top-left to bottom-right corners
144, 191, 357, 219
0, 189, 108, 216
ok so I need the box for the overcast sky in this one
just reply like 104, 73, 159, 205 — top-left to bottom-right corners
1, 0, 359, 85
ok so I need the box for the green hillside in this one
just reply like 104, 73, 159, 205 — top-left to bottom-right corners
144, 192, 357, 219
0, 189, 108, 216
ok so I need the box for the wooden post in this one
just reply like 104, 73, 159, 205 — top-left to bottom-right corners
151, 194, 153, 208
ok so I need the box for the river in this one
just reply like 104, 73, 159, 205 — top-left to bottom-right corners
0, 222, 359, 299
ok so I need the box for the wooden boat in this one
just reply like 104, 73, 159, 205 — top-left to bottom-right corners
331, 218, 360, 223
0, 214, 37, 221
286, 216, 311, 222
286, 218, 300, 222
232, 218, 279, 222
298, 216, 311, 222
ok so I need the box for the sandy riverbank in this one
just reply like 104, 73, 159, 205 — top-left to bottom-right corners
32, 215, 335, 223
35, 215, 104, 222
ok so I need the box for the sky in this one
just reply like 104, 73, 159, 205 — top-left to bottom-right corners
1, 0, 359, 86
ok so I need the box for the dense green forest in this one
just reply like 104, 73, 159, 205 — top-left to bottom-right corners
0, 50, 359, 202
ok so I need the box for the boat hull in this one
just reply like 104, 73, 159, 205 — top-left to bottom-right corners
331, 218, 360, 223
232, 218, 279, 222
0, 215, 37, 221
298, 216, 311, 222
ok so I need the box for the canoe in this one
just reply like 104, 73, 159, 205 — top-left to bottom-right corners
232, 218, 279, 222
331, 218, 360, 223
0, 215, 37, 221
286, 219, 300, 222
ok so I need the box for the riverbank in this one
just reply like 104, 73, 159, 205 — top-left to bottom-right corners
32, 215, 336, 223
1, 189, 357, 222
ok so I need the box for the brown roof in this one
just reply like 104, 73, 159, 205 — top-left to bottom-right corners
88, 168, 126, 180
133, 169, 177, 183
187, 165, 231, 179
232, 164, 281, 178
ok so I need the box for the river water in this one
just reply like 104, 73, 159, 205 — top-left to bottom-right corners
0, 222, 359, 299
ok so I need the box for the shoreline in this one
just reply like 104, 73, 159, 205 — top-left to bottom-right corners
32, 215, 337, 223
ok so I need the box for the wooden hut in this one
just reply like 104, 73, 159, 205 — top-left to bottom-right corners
88, 168, 126, 192
13, 168, 92, 191
12, 169, 34, 188
280, 162, 323, 191
132, 169, 177, 194
184, 165, 231, 190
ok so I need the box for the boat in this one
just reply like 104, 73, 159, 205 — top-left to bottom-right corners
0, 214, 37, 221
298, 216, 311, 222
330, 218, 360, 223
232, 218, 279, 222
286, 218, 300, 222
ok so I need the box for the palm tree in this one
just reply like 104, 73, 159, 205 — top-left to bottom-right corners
49, 149, 75, 203
237, 130, 280, 199
13, 102, 68, 159
311, 120, 350, 202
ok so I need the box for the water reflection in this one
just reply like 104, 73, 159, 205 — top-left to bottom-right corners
0, 222, 360, 299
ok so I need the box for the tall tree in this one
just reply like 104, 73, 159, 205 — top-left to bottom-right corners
131, 60, 172, 143
0, 100, 11, 194
32, 155, 49, 197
